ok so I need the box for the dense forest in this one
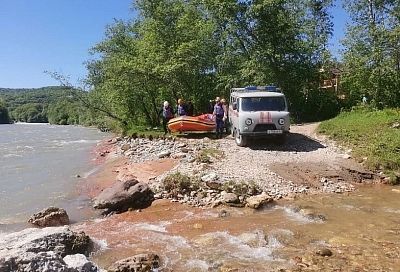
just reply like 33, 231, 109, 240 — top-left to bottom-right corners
0, 87, 98, 125
1, 0, 399, 130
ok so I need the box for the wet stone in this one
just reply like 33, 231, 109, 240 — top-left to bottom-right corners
316, 248, 333, 257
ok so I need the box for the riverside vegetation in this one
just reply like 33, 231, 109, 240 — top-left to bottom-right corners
319, 107, 400, 184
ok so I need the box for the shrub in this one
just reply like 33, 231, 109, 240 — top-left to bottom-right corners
162, 172, 201, 196
221, 180, 261, 196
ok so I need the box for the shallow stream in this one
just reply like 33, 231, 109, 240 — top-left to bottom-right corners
76, 185, 400, 271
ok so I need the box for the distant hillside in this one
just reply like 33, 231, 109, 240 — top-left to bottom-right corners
0, 86, 95, 125
0, 86, 73, 112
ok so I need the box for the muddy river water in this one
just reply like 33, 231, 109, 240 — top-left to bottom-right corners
75, 185, 400, 271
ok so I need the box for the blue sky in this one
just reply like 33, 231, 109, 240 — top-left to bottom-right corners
0, 0, 349, 88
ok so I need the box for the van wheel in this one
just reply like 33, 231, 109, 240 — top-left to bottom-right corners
235, 130, 248, 147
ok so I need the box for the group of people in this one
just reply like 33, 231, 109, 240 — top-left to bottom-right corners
160, 98, 194, 134
160, 97, 228, 137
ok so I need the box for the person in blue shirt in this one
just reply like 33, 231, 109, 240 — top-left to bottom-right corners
177, 98, 187, 116
213, 97, 225, 138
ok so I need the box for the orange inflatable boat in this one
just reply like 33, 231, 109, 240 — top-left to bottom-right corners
167, 114, 215, 132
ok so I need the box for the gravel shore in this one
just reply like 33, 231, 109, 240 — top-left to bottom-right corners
114, 123, 379, 201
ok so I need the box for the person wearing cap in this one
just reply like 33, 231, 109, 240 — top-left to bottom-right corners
213, 97, 225, 138
160, 101, 174, 135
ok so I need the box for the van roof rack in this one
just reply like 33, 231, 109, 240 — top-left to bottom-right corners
231, 85, 281, 93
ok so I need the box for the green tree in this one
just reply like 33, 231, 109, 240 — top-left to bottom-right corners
11, 103, 47, 123
0, 100, 11, 124
341, 0, 400, 108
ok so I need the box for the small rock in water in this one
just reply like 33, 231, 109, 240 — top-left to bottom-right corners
218, 210, 230, 218
316, 248, 333, 257
28, 206, 69, 227
108, 253, 160, 272
193, 223, 203, 229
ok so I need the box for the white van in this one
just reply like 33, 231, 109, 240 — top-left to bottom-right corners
229, 86, 290, 146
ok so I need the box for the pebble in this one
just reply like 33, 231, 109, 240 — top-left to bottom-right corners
316, 248, 333, 257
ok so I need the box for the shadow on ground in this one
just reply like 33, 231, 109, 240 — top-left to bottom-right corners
247, 133, 326, 152
175, 132, 326, 153
175, 132, 217, 139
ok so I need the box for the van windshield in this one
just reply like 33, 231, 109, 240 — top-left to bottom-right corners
241, 97, 286, 112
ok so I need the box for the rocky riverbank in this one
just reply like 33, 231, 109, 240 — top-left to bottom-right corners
108, 124, 380, 209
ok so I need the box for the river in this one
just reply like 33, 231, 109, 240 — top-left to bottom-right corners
77, 186, 400, 271
0, 123, 108, 232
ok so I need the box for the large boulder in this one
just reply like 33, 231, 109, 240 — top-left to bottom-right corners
0, 226, 94, 272
93, 179, 154, 213
108, 253, 160, 272
28, 206, 69, 227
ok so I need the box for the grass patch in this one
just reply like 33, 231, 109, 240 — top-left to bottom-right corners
221, 180, 262, 196
124, 125, 165, 138
318, 107, 400, 184
196, 148, 224, 163
162, 172, 201, 196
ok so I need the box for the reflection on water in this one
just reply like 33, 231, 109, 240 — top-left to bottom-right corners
0, 123, 108, 230
76, 186, 400, 271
